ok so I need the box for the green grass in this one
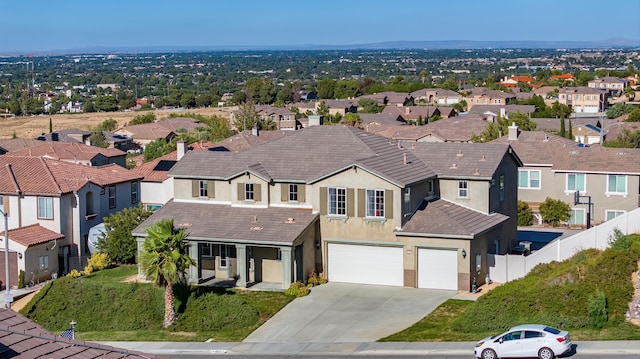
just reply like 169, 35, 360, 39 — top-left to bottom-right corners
382, 234, 640, 341
20, 265, 294, 342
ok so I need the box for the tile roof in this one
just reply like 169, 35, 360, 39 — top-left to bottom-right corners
132, 200, 318, 245
118, 117, 204, 141
0, 138, 46, 152
367, 116, 488, 142
5, 142, 125, 161
0, 157, 143, 196
559, 86, 607, 95
130, 152, 177, 183
8, 224, 64, 247
397, 199, 509, 238
491, 130, 640, 173
170, 126, 437, 187
0, 309, 164, 358
467, 104, 536, 116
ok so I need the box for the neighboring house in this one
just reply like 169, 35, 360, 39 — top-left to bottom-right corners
134, 126, 521, 291
255, 105, 299, 130
588, 77, 629, 97
0, 156, 143, 275
4, 142, 127, 168
114, 117, 203, 148
381, 106, 457, 123
467, 105, 536, 121
299, 90, 317, 101
492, 126, 640, 226
317, 100, 358, 116
411, 89, 462, 106
465, 89, 516, 109
61, 101, 83, 113
358, 92, 414, 107
499, 75, 535, 88
35, 129, 92, 144
6, 224, 64, 284
376, 116, 489, 143
0, 138, 45, 153
551, 73, 576, 82
573, 123, 602, 145
558, 87, 608, 113
0, 309, 163, 358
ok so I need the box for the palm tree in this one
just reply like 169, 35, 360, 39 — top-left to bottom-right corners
140, 218, 195, 328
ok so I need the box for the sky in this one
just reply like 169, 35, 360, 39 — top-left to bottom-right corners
1, 0, 639, 53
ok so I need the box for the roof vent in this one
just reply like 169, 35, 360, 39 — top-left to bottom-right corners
544, 134, 549, 142
397, 141, 403, 150
250, 226, 263, 231
617, 151, 626, 156
252, 215, 258, 223
473, 168, 480, 175
480, 155, 486, 161
456, 150, 463, 157
450, 163, 457, 169
285, 217, 295, 224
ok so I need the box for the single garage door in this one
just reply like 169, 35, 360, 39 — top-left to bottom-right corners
328, 243, 403, 286
418, 248, 458, 290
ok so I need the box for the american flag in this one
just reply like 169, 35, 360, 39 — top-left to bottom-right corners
60, 328, 74, 340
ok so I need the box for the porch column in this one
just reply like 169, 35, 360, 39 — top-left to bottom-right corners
188, 241, 199, 284
136, 237, 145, 279
236, 244, 247, 288
281, 246, 292, 289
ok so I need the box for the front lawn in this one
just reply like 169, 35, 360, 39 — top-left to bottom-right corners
20, 265, 294, 342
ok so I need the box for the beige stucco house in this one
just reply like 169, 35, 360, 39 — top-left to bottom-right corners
558, 87, 608, 113
134, 126, 521, 291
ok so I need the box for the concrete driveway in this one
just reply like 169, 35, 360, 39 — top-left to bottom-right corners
243, 282, 456, 343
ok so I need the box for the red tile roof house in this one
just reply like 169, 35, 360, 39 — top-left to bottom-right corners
0, 156, 143, 276
134, 125, 522, 291
0, 309, 164, 358
4, 142, 127, 168
5, 224, 64, 285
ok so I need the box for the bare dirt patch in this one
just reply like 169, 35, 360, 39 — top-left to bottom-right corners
11, 289, 40, 312
122, 275, 150, 284
170, 331, 197, 337
0, 107, 230, 139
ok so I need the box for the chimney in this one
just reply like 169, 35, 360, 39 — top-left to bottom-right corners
500, 107, 507, 119
508, 122, 519, 141
405, 107, 411, 115
177, 140, 188, 160
252, 125, 260, 136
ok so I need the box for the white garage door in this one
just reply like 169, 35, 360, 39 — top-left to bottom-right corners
418, 248, 458, 290
328, 243, 403, 286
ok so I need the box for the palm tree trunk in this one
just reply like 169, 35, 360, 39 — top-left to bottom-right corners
163, 282, 176, 328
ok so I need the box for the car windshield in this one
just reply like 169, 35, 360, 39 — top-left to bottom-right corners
543, 326, 561, 335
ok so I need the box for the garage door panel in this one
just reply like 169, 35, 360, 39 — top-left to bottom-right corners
418, 248, 458, 290
328, 243, 403, 286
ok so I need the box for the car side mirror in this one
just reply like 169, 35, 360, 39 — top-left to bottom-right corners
499, 338, 504, 344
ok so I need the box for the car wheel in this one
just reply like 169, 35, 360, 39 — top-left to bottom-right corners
538, 347, 555, 359
482, 348, 497, 359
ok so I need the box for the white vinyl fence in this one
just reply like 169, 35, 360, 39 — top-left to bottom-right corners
489, 208, 640, 283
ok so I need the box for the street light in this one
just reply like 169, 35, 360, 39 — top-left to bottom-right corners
0, 209, 9, 309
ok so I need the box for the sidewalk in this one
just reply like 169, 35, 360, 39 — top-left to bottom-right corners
96, 340, 640, 356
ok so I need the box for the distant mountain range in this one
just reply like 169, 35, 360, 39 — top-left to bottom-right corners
4, 38, 640, 55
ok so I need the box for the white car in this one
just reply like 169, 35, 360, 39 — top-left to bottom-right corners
474, 324, 571, 359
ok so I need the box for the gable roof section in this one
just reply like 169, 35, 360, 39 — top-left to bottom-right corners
0, 138, 45, 152
5, 142, 125, 162
8, 224, 64, 247
0, 156, 142, 196
408, 142, 517, 179
397, 199, 509, 238
169, 126, 436, 187
133, 200, 318, 245
0, 309, 163, 358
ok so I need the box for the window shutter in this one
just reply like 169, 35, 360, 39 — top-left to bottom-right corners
319, 187, 327, 215
347, 188, 355, 217
207, 181, 215, 198
192, 180, 199, 197
237, 183, 245, 201
254, 184, 262, 202
357, 189, 365, 217
281, 184, 288, 202
298, 184, 306, 202
385, 190, 394, 219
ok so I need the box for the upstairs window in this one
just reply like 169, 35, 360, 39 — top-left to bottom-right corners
38, 197, 53, 219
607, 175, 626, 195
199, 180, 208, 197
245, 183, 254, 201
458, 181, 469, 199
131, 181, 139, 204
328, 187, 346, 215
499, 175, 505, 201
518, 170, 540, 189
108, 185, 116, 209
289, 184, 298, 202
366, 189, 385, 217
567, 173, 585, 193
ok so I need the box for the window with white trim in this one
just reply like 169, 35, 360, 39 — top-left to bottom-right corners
37, 197, 53, 219
518, 170, 540, 189
458, 181, 469, 199
245, 183, 254, 200
219, 244, 229, 268
289, 184, 298, 202
200, 243, 214, 257
567, 173, 585, 192
570, 208, 586, 226
199, 180, 208, 197
607, 175, 626, 195
606, 210, 625, 221
39, 255, 49, 270
328, 187, 346, 215
366, 189, 385, 217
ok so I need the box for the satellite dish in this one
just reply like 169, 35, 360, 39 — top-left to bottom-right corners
87, 223, 106, 254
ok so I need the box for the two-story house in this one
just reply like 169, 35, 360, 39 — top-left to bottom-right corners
411, 89, 462, 106
558, 87, 608, 113
588, 77, 629, 97
0, 156, 143, 276
465, 89, 516, 109
134, 126, 521, 291
492, 125, 640, 226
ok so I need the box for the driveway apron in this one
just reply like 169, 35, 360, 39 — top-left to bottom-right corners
243, 282, 456, 343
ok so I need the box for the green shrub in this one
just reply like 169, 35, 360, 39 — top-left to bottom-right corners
66, 269, 82, 278
517, 200, 533, 226
306, 269, 327, 287
539, 197, 571, 227
608, 228, 638, 250
284, 281, 309, 297
18, 270, 24, 289
173, 292, 259, 331
588, 290, 608, 328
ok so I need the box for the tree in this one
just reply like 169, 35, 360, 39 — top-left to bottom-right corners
625, 109, 640, 122
317, 78, 336, 99
539, 197, 571, 227
517, 200, 534, 226
140, 218, 195, 328
471, 112, 537, 142
358, 98, 380, 113
129, 112, 156, 125
560, 117, 566, 137
342, 113, 362, 128
97, 204, 154, 264
95, 118, 118, 132
334, 80, 360, 99
233, 101, 259, 131
316, 100, 329, 117
419, 70, 427, 83
144, 138, 174, 162
607, 102, 635, 119
89, 131, 109, 148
